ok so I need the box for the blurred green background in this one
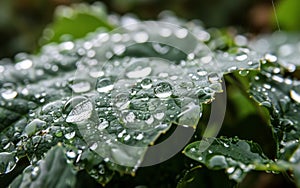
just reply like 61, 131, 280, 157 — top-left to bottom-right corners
1, 0, 299, 59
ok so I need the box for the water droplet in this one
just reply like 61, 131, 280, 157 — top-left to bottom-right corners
159, 28, 172, 37
25, 119, 46, 136
90, 143, 98, 150
154, 82, 173, 98
125, 111, 136, 123
65, 131, 76, 140
66, 151, 76, 158
209, 155, 228, 169
207, 73, 219, 83
70, 80, 91, 93
223, 143, 229, 148
141, 78, 153, 89
1, 83, 17, 100
31, 166, 40, 179
15, 59, 33, 70
124, 134, 131, 141
175, 28, 188, 39
235, 54, 248, 61
197, 69, 208, 76
154, 112, 165, 120
152, 43, 170, 54
66, 100, 93, 123
96, 78, 114, 93
290, 89, 300, 103
264, 53, 277, 62
0, 152, 17, 174
126, 66, 152, 79
89, 70, 104, 78
238, 70, 249, 76
133, 32, 149, 43
113, 44, 126, 55
135, 133, 144, 140
98, 120, 109, 130
226, 167, 235, 174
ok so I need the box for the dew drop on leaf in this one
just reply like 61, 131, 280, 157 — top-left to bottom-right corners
66, 100, 93, 123
25, 119, 46, 136
207, 73, 219, 83
64, 131, 76, 140
290, 89, 300, 103
0, 152, 18, 174
70, 80, 91, 93
209, 155, 228, 169
96, 78, 114, 93
1, 83, 18, 100
141, 78, 153, 89
154, 82, 173, 98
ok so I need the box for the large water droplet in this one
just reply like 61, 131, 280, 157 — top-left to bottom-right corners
1, 83, 18, 100
96, 78, 114, 93
154, 82, 173, 98
66, 100, 93, 123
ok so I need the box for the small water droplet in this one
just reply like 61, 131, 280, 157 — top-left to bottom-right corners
141, 78, 153, 89
175, 28, 188, 39
70, 80, 91, 93
154, 82, 172, 98
238, 70, 249, 76
135, 133, 144, 140
197, 69, 207, 76
1, 83, 18, 100
207, 73, 219, 83
15, 59, 33, 70
133, 32, 149, 43
96, 78, 114, 93
152, 43, 170, 54
65, 131, 76, 140
264, 53, 277, 62
235, 54, 248, 61
89, 70, 104, 78
154, 112, 165, 120
90, 143, 98, 150
98, 120, 109, 130
290, 89, 300, 103
226, 167, 235, 174
209, 155, 227, 168
126, 66, 152, 79
125, 112, 136, 123
66, 151, 76, 158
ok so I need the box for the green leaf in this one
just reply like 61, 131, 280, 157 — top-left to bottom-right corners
9, 145, 76, 188
40, 3, 114, 44
0, 9, 260, 185
183, 137, 286, 182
